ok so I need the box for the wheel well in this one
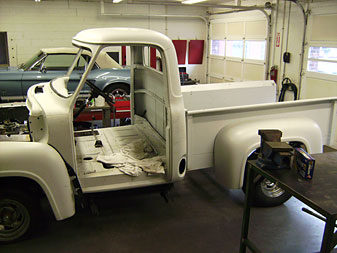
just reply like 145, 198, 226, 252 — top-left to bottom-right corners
247, 141, 307, 161
103, 82, 130, 93
243, 141, 307, 188
0, 177, 46, 198
288, 141, 307, 150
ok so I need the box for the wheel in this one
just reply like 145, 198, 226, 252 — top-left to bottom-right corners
250, 177, 291, 207
0, 189, 39, 244
104, 83, 130, 99
242, 150, 291, 207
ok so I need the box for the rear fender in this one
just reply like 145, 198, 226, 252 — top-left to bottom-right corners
0, 142, 75, 220
214, 117, 323, 189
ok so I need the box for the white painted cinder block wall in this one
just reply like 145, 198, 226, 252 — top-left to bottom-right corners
0, 0, 207, 83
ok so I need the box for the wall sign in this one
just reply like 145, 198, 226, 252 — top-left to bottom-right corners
276, 32, 280, 48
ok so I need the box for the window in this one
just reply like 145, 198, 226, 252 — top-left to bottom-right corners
143, 46, 162, 72
226, 40, 243, 58
211, 40, 225, 56
0, 32, 9, 66
43, 54, 79, 70
210, 40, 266, 61
245, 40, 266, 61
307, 46, 337, 75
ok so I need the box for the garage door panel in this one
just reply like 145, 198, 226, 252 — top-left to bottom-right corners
225, 60, 242, 79
211, 23, 226, 38
210, 76, 223, 83
243, 63, 265, 81
312, 15, 337, 41
245, 20, 267, 38
227, 22, 244, 37
210, 58, 225, 76
303, 77, 337, 99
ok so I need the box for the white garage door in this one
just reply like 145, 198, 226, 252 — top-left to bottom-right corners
302, 14, 337, 99
209, 16, 268, 83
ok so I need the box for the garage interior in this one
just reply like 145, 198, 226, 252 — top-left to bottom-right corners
0, 0, 337, 252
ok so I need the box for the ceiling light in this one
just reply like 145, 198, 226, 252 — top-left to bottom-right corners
35, 0, 41, 2
182, 0, 207, 4
113, 0, 123, 3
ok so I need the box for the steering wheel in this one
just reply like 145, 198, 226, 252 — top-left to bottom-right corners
73, 80, 114, 120
85, 80, 114, 105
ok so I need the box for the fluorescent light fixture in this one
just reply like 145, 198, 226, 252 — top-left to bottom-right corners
113, 0, 123, 3
182, 0, 207, 4
35, 0, 41, 2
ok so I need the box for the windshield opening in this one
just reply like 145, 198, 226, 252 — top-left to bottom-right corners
50, 48, 84, 98
66, 48, 84, 77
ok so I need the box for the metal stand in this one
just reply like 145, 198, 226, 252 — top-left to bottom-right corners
240, 152, 337, 253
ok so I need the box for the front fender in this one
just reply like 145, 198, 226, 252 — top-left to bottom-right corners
100, 79, 130, 92
0, 142, 75, 220
214, 117, 323, 189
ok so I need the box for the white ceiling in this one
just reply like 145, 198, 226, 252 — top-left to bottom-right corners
37, 0, 272, 8
128, 0, 235, 3
106, 0, 261, 6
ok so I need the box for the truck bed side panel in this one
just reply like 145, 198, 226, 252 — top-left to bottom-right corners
186, 97, 337, 170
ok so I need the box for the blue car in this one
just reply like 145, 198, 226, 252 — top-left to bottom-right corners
0, 48, 130, 102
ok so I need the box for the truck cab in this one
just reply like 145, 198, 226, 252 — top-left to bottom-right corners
0, 28, 187, 244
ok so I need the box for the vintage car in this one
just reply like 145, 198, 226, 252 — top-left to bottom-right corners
0, 48, 130, 102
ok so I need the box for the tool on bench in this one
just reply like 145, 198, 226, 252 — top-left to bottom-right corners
257, 129, 293, 170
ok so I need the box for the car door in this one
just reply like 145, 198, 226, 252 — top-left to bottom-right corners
21, 54, 84, 97
0, 68, 25, 101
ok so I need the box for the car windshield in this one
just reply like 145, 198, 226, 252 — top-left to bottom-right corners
19, 51, 44, 70
49, 49, 83, 98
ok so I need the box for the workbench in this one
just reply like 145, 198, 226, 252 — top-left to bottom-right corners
240, 152, 337, 253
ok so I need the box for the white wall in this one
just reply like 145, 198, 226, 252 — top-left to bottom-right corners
0, 0, 207, 82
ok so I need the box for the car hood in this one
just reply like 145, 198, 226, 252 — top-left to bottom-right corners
0, 66, 22, 73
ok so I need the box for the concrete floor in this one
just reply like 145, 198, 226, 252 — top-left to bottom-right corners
1, 166, 336, 253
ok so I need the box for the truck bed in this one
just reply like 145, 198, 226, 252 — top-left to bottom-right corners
75, 116, 167, 193
186, 96, 337, 170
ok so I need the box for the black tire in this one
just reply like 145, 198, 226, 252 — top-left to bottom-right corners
104, 83, 130, 99
242, 150, 291, 207
0, 189, 40, 244
249, 176, 291, 207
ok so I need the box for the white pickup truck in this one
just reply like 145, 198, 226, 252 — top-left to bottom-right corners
0, 27, 336, 243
